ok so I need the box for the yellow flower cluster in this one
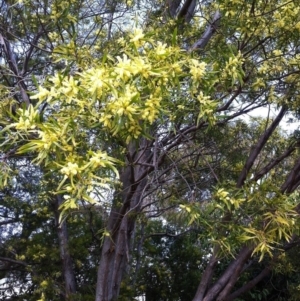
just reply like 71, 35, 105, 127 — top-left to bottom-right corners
61, 76, 79, 103
142, 94, 162, 124
86, 151, 118, 172
222, 51, 244, 83
130, 28, 145, 47
84, 68, 107, 98
197, 92, 217, 126
13, 105, 38, 131
190, 59, 207, 81
11, 27, 214, 208
61, 162, 79, 176
38, 130, 59, 150
114, 54, 153, 80
25, 27, 215, 148
108, 87, 138, 118
50, 0, 77, 23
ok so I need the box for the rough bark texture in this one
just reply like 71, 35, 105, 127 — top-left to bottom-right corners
281, 157, 300, 193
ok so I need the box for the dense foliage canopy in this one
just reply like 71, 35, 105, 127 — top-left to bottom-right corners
1, 0, 300, 300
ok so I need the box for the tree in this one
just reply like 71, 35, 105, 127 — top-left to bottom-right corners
1, 0, 300, 300
130, 119, 300, 301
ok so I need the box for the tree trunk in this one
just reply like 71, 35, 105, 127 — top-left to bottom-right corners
54, 196, 77, 299
95, 139, 151, 301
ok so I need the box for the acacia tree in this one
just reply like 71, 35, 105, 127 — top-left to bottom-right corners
1, 0, 300, 301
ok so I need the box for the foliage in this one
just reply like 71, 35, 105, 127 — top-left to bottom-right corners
1, 0, 300, 300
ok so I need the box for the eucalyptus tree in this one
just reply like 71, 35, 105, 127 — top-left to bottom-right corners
1, 0, 300, 301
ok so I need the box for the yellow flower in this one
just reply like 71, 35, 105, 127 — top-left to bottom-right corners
38, 130, 59, 150
40, 280, 48, 288
61, 162, 79, 176
86, 68, 106, 97
89, 151, 108, 167
115, 54, 132, 79
273, 49, 282, 56
48, 32, 58, 41
190, 59, 207, 80
221, 52, 244, 81
155, 42, 168, 56
197, 92, 211, 104
252, 78, 266, 91
14, 105, 38, 130
31, 87, 50, 102
132, 57, 151, 78
130, 28, 145, 46
61, 76, 79, 103
99, 113, 112, 128
49, 73, 62, 86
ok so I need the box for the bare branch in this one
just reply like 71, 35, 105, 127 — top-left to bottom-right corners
253, 143, 298, 182
190, 11, 221, 51
281, 157, 300, 193
0, 33, 30, 106
237, 106, 287, 188
178, 0, 197, 22
0, 256, 28, 267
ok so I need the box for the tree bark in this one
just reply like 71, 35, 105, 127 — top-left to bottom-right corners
193, 246, 252, 301
54, 196, 77, 299
253, 143, 298, 182
95, 139, 151, 301
178, 0, 197, 21
190, 11, 221, 51
166, 0, 181, 18
192, 247, 219, 300
0, 33, 31, 106
237, 106, 287, 188
225, 267, 271, 301
216, 248, 253, 301
281, 157, 300, 193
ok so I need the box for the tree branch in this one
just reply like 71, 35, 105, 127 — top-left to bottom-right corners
190, 11, 221, 51
178, 0, 196, 21
226, 238, 300, 301
281, 157, 300, 193
225, 267, 271, 301
0, 256, 28, 267
192, 247, 220, 301
0, 33, 30, 106
198, 246, 252, 301
253, 142, 298, 182
237, 106, 287, 188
